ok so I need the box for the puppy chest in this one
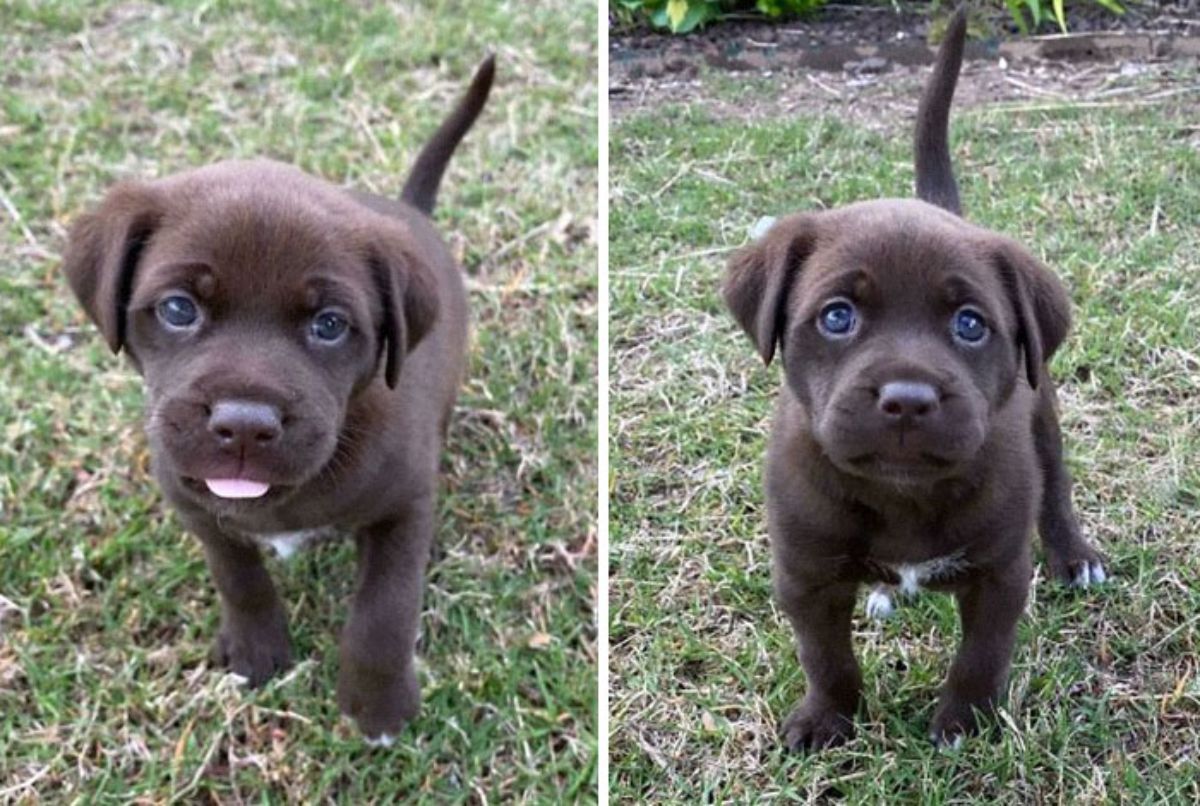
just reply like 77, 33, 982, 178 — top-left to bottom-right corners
863, 550, 971, 621
870, 550, 970, 595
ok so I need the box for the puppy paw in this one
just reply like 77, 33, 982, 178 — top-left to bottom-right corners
1046, 545, 1107, 588
211, 612, 292, 687
337, 660, 420, 740
929, 696, 990, 747
364, 732, 396, 749
781, 700, 855, 752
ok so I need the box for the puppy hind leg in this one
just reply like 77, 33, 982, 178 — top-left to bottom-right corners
1032, 387, 1106, 586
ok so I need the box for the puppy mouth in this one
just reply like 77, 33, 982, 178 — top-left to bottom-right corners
203, 478, 273, 499
845, 452, 956, 480
182, 475, 287, 502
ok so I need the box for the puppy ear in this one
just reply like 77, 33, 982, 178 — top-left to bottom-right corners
993, 238, 1071, 389
62, 182, 162, 354
722, 214, 819, 365
368, 230, 440, 389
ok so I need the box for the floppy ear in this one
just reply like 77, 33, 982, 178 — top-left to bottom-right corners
993, 238, 1072, 390
368, 230, 440, 389
722, 213, 819, 365
62, 181, 163, 354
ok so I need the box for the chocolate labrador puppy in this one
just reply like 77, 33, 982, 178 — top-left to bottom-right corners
723, 14, 1104, 749
63, 57, 494, 744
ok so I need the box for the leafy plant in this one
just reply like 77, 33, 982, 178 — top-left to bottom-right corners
1003, 0, 1125, 33
614, 0, 1126, 35
613, 0, 825, 34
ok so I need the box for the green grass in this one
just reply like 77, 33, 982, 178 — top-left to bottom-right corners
0, 1, 596, 802
609, 85, 1200, 799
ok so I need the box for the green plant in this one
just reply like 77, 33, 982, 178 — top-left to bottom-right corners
613, 0, 825, 34
1003, 0, 1125, 33
614, 0, 1127, 34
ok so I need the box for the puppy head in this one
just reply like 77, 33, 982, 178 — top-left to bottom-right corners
724, 199, 1069, 485
63, 160, 438, 508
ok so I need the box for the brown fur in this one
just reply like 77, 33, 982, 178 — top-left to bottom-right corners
722, 15, 1103, 750
62, 57, 494, 741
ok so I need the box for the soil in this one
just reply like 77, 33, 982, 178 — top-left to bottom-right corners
610, 1, 1200, 121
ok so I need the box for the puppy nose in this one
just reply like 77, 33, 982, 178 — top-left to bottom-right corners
878, 381, 940, 419
208, 400, 283, 448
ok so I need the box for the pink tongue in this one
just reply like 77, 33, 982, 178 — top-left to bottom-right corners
204, 479, 271, 499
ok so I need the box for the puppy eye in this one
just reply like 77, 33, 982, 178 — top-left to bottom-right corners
156, 294, 200, 330
817, 299, 857, 338
952, 307, 988, 345
310, 310, 350, 344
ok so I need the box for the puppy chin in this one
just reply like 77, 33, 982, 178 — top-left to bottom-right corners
824, 449, 965, 488
813, 416, 985, 489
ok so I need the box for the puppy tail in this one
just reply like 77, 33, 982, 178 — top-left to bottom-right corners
914, 9, 966, 216
401, 54, 496, 215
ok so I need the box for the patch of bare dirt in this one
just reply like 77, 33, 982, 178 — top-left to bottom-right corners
610, 1, 1200, 122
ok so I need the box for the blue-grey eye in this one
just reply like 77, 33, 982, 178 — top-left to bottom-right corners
310, 310, 349, 343
953, 307, 988, 344
157, 295, 199, 329
818, 300, 857, 338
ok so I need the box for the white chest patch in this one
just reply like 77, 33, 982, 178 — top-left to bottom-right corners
866, 550, 970, 620
252, 528, 337, 560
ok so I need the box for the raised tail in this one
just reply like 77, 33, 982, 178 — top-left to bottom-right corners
914, 9, 967, 216
401, 54, 496, 215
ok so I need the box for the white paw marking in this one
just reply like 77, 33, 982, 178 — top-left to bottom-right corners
365, 733, 394, 748
931, 732, 965, 751
749, 215, 778, 240
866, 588, 895, 620
1072, 562, 1108, 587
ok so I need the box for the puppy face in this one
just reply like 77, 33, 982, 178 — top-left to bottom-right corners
63, 161, 438, 511
725, 199, 1070, 486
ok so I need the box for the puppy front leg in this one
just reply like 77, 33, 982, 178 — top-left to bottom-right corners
193, 529, 292, 686
776, 572, 861, 751
337, 497, 433, 743
931, 554, 1031, 745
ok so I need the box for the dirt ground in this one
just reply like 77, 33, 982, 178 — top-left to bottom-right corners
611, 2, 1200, 123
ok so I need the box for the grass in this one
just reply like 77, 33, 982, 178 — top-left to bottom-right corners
609, 77, 1200, 800
0, 1, 596, 802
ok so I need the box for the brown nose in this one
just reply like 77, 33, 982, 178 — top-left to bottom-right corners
208, 400, 283, 449
878, 381, 939, 420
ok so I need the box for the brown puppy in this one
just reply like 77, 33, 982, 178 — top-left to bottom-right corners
723, 14, 1104, 749
63, 57, 494, 744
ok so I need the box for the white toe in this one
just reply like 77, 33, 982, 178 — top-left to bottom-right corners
1090, 563, 1107, 584
749, 215, 777, 240
365, 733, 394, 748
1073, 565, 1091, 587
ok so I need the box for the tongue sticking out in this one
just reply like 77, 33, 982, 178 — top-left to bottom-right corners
205, 479, 271, 499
